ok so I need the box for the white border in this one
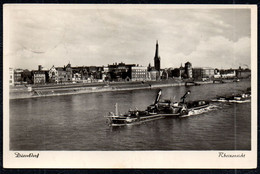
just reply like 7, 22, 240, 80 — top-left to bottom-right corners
3, 4, 257, 168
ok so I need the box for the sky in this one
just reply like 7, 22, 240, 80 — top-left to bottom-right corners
5, 5, 251, 70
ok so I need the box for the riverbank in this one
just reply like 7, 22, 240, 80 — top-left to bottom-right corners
9, 79, 249, 99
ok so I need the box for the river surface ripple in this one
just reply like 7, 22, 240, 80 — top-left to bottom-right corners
10, 80, 251, 150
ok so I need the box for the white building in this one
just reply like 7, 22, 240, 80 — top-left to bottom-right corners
221, 70, 236, 78
9, 68, 14, 86
131, 66, 148, 81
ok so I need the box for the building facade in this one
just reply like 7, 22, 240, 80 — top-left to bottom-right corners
33, 71, 46, 84
108, 62, 135, 81
192, 67, 215, 80
49, 63, 73, 83
161, 69, 168, 79
56, 67, 67, 83
131, 66, 148, 81
184, 62, 192, 78
49, 66, 59, 83
65, 63, 73, 81
14, 69, 23, 85
220, 69, 236, 78
9, 68, 14, 86
72, 66, 89, 80
148, 69, 160, 81
32, 65, 49, 84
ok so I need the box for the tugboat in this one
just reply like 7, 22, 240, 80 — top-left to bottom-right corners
105, 89, 209, 126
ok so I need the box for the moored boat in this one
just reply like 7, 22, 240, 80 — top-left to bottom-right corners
212, 90, 251, 103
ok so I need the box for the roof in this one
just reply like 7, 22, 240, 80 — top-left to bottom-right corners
56, 67, 65, 71
132, 66, 147, 70
193, 67, 215, 70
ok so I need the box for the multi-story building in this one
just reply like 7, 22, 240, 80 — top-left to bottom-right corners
72, 66, 89, 80
192, 67, 215, 81
71, 66, 104, 82
32, 65, 48, 84
161, 69, 168, 79
65, 63, 72, 81
33, 71, 46, 84
9, 68, 14, 86
72, 73, 81, 82
56, 67, 67, 83
88, 66, 103, 80
14, 69, 23, 85
185, 62, 192, 79
131, 66, 148, 81
148, 69, 160, 81
49, 63, 73, 83
49, 66, 67, 83
220, 69, 236, 78
108, 62, 135, 81
49, 66, 59, 83
22, 69, 33, 84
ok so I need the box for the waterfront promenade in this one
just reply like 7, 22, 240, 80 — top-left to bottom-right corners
9, 78, 246, 99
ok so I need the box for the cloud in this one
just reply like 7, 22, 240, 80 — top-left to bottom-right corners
186, 36, 250, 68
5, 7, 251, 70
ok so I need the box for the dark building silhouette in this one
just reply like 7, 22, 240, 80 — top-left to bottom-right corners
236, 68, 251, 79
184, 62, 192, 78
154, 40, 161, 71
108, 62, 135, 81
192, 67, 215, 81
148, 63, 152, 71
172, 68, 181, 78
179, 63, 185, 78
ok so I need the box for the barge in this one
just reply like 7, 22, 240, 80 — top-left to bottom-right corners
105, 89, 209, 126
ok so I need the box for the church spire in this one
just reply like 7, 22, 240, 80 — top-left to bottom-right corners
154, 40, 161, 71
155, 40, 159, 58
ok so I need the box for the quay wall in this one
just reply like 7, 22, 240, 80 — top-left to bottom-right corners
9, 79, 245, 99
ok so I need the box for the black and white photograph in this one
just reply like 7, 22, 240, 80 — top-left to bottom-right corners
3, 4, 257, 168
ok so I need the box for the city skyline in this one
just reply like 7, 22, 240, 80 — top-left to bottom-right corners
5, 5, 251, 70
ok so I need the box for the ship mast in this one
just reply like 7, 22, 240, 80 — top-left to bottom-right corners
115, 103, 119, 116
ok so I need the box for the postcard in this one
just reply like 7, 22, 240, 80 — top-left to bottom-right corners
3, 4, 257, 168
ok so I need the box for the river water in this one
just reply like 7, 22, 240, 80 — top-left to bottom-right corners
10, 80, 251, 150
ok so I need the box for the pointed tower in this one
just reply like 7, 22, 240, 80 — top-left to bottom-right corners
154, 40, 161, 71
148, 63, 152, 71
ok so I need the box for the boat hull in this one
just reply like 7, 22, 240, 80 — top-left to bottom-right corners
108, 114, 164, 126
